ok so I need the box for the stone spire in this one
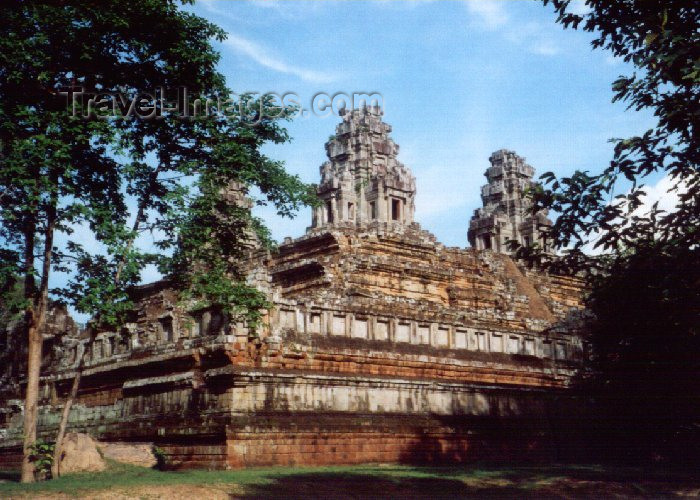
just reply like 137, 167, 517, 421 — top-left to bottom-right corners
468, 149, 552, 254
218, 180, 259, 251
310, 106, 416, 231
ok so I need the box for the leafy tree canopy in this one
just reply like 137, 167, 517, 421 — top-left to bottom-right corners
534, 0, 698, 268
0, 1, 315, 481
0, 0, 314, 330
535, 0, 699, 463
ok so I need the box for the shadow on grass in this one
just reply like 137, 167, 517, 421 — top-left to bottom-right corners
231, 471, 532, 499
231, 464, 700, 499
1, 463, 698, 499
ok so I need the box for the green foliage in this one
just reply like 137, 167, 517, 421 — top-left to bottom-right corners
28, 440, 54, 480
60, 243, 155, 328
1, 4, 315, 479
151, 446, 167, 470
579, 240, 700, 462
158, 141, 313, 331
0, 0, 315, 335
0, 268, 26, 333
534, 0, 700, 462
533, 0, 698, 268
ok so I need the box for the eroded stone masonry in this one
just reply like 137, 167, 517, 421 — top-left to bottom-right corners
0, 107, 588, 469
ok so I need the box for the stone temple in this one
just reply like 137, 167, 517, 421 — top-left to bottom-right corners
0, 107, 587, 469
311, 107, 416, 230
468, 149, 553, 254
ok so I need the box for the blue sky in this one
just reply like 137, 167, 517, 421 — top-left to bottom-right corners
61, 0, 670, 322
185, 0, 658, 247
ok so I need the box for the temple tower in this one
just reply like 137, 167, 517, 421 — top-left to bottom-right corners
468, 149, 552, 254
310, 106, 416, 231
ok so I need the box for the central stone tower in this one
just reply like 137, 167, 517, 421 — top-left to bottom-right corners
310, 106, 416, 230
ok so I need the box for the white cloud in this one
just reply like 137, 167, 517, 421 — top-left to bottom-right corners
465, 2, 562, 57
222, 34, 337, 84
567, 0, 592, 17
635, 174, 686, 215
465, 0, 509, 29
203, 0, 325, 22
199, 0, 245, 23
199, 2, 337, 83
582, 174, 686, 255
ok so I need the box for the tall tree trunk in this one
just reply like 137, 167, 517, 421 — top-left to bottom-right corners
20, 222, 38, 483
21, 185, 56, 483
20, 316, 41, 483
51, 164, 162, 478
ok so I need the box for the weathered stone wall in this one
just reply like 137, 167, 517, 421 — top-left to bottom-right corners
0, 324, 584, 470
266, 228, 585, 354
0, 111, 590, 470
0, 224, 588, 470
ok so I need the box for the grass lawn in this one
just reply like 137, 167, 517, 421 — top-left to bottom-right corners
1, 461, 699, 499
